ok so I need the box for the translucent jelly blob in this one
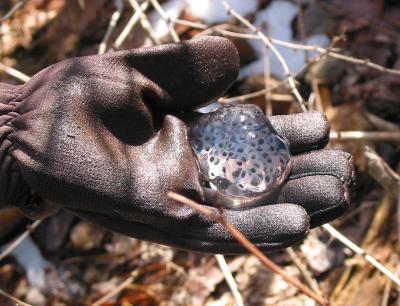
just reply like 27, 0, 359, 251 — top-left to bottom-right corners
189, 104, 292, 198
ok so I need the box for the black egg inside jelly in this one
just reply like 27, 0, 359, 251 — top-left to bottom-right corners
189, 104, 292, 198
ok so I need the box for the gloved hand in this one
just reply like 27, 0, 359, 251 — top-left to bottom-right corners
0, 36, 354, 254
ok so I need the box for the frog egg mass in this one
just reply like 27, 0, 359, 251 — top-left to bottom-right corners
189, 104, 292, 198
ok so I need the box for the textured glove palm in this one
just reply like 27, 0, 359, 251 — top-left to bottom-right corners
0, 37, 354, 254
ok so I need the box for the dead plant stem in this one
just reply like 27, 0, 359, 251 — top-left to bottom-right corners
167, 191, 328, 306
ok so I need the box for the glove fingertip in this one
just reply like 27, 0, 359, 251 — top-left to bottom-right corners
270, 112, 330, 154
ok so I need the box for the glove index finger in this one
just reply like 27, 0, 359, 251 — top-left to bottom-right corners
269, 112, 330, 154
118, 36, 240, 111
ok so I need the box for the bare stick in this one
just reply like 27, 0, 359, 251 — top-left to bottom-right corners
90, 263, 164, 306
0, 220, 42, 261
364, 145, 400, 198
173, 18, 208, 30
114, 1, 150, 49
215, 254, 244, 306
210, 184, 243, 306
167, 192, 328, 306
222, 0, 307, 112
380, 256, 399, 306
327, 52, 400, 76
196, 25, 261, 40
128, 0, 161, 45
264, 48, 273, 116
364, 111, 400, 132
0, 62, 30, 82
295, 0, 309, 62
99, 0, 124, 54
0, 288, 32, 306
219, 88, 276, 104
330, 131, 400, 142
178, 19, 338, 53
172, 16, 400, 77
149, 0, 179, 42
322, 224, 400, 287
90, 271, 138, 306
286, 247, 322, 295
0, 0, 25, 22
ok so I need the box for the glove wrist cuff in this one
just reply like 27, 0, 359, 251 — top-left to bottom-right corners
0, 83, 21, 210
0, 83, 20, 129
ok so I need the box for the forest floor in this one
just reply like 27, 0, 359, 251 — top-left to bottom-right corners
0, 1, 399, 305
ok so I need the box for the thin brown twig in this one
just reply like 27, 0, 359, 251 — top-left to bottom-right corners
99, 0, 123, 54
172, 17, 400, 77
322, 224, 400, 287
90, 263, 165, 306
149, 0, 179, 42
0, 62, 30, 82
363, 111, 400, 132
215, 254, 244, 306
89, 271, 139, 306
380, 255, 400, 306
0, 220, 42, 262
364, 146, 400, 198
167, 191, 328, 306
310, 79, 323, 111
0, 0, 25, 22
218, 88, 270, 104
334, 201, 377, 226
286, 247, 322, 295
129, 0, 161, 45
114, 1, 150, 49
327, 51, 400, 75
222, 0, 307, 112
330, 131, 400, 142
295, 0, 309, 62
180, 19, 341, 53
264, 48, 273, 116
0, 288, 33, 306
219, 53, 318, 106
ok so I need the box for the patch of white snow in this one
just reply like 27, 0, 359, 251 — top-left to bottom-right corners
10, 236, 52, 290
185, 0, 258, 24
239, 0, 330, 79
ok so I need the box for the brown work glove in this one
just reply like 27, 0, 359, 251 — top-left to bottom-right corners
0, 36, 354, 254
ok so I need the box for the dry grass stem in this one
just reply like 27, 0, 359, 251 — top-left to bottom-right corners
0, 288, 32, 306
2, 2, 399, 304
364, 145, 400, 198
327, 51, 400, 76
90, 263, 165, 306
286, 247, 322, 295
167, 191, 329, 306
182, 19, 341, 53
381, 256, 400, 306
222, 0, 307, 112
264, 48, 273, 116
364, 111, 400, 132
98, 0, 123, 54
0, 220, 42, 262
0, 62, 30, 82
362, 194, 395, 252
149, 0, 179, 42
215, 254, 244, 306
89, 271, 139, 306
330, 131, 400, 142
0, 0, 25, 22
129, 0, 161, 45
173, 15, 400, 77
322, 224, 400, 287
219, 87, 275, 104
114, 1, 149, 49
295, 0, 309, 62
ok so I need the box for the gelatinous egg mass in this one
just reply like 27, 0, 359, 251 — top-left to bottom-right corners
189, 104, 292, 197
